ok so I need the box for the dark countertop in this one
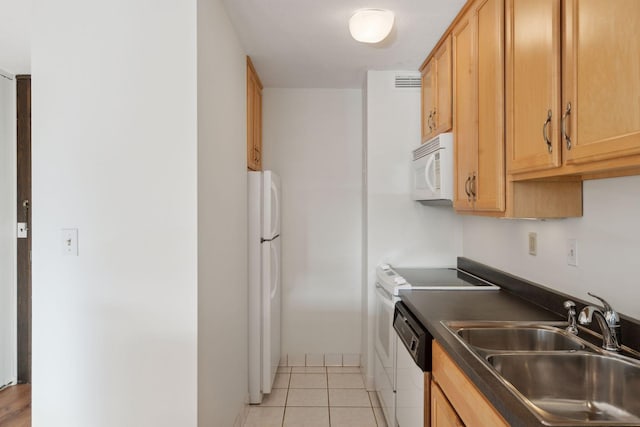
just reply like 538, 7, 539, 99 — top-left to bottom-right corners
398, 288, 563, 426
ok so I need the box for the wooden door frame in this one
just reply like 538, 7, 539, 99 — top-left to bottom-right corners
16, 75, 31, 384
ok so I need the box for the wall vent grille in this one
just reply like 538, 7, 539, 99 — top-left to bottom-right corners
394, 75, 421, 89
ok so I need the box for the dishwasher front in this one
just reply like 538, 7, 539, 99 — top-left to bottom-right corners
393, 301, 430, 427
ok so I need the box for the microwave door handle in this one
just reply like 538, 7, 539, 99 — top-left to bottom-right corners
424, 155, 436, 192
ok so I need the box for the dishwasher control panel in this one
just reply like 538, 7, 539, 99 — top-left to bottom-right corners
394, 302, 430, 371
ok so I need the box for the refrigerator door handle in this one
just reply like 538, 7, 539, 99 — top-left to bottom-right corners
270, 243, 279, 299
270, 179, 281, 237
261, 234, 280, 243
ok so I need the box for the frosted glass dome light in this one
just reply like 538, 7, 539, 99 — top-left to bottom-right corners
349, 9, 395, 43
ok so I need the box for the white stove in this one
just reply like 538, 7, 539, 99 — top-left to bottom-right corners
373, 264, 499, 426
376, 264, 499, 296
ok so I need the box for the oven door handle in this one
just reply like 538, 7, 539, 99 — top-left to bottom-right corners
375, 283, 395, 309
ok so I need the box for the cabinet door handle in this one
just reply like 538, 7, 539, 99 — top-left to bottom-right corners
543, 109, 553, 153
464, 176, 471, 202
562, 102, 572, 150
471, 173, 477, 201
431, 109, 437, 130
427, 111, 433, 132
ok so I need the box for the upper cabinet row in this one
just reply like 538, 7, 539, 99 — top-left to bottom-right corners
507, 0, 640, 178
247, 56, 263, 171
421, 0, 640, 217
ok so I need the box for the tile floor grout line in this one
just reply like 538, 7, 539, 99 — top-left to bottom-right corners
282, 373, 292, 427
326, 368, 331, 426
367, 391, 380, 427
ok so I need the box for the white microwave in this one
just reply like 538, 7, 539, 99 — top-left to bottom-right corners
411, 132, 454, 203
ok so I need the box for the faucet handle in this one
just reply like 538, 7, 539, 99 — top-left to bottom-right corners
587, 292, 619, 325
564, 300, 578, 335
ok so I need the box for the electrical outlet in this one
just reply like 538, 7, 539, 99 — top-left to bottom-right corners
528, 232, 537, 256
567, 238, 578, 266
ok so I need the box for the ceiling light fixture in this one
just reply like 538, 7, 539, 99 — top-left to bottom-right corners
349, 9, 395, 44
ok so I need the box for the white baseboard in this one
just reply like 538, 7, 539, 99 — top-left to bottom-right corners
280, 352, 362, 367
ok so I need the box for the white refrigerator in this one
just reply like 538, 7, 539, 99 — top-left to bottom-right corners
248, 170, 282, 404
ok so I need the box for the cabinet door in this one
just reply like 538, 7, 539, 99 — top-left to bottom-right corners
422, 61, 436, 142
474, 0, 505, 212
254, 82, 262, 170
452, 9, 476, 211
247, 57, 263, 171
247, 69, 258, 171
562, 0, 640, 165
506, 0, 562, 173
434, 36, 453, 135
432, 381, 465, 427
433, 341, 509, 426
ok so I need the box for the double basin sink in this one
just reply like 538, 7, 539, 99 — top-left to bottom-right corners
443, 321, 640, 426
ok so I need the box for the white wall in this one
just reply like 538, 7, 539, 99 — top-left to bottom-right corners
0, 0, 31, 74
31, 1, 198, 426
0, 72, 16, 387
463, 175, 640, 320
363, 71, 463, 385
197, 0, 249, 426
262, 88, 363, 356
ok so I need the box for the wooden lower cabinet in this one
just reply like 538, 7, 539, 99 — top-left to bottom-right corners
432, 381, 464, 427
432, 341, 509, 427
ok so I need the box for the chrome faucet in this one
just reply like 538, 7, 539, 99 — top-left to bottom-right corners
564, 300, 579, 335
578, 292, 621, 352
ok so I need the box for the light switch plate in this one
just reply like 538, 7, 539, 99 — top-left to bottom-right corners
62, 228, 78, 256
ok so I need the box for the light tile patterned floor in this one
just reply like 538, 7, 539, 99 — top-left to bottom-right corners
244, 367, 388, 427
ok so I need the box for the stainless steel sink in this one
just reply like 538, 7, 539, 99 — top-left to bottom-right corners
453, 323, 585, 352
441, 321, 640, 425
488, 353, 640, 425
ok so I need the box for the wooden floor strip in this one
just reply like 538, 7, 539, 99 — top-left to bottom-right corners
0, 384, 31, 427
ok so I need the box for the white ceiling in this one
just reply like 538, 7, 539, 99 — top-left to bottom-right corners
0, 0, 31, 75
0, 0, 466, 86
222, 0, 466, 88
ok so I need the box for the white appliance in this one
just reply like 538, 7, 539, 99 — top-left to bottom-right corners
394, 302, 428, 427
374, 264, 499, 426
248, 170, 282, 404
374, 279, 398, 427
412, 132, 454, 202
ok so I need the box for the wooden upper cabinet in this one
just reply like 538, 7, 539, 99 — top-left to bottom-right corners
421, 36, 453, 142
506, 0, 562, 174
474, 0, 505, 212
247, 56, 263, 171
505, 0, 640, 180
562, 0, 640, 165
452, 0, 505, 214
421, 60, 436, 141
434, 38, 453, 135
452, 9, 476, 212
